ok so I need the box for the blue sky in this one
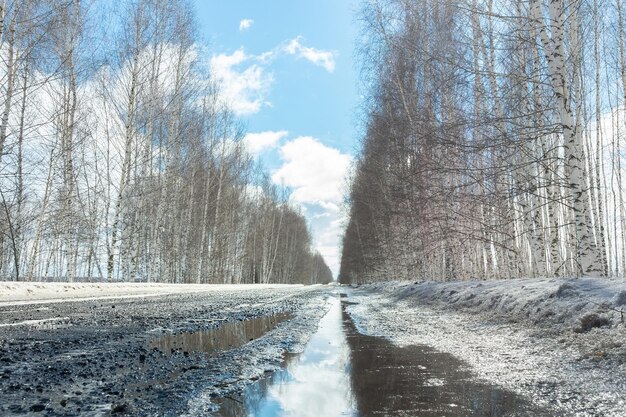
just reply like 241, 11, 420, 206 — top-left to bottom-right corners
193, 0, 360, 276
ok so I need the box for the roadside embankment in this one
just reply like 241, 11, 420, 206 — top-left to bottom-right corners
346, 278, 626, 417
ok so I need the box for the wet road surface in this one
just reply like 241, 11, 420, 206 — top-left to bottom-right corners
215, 294, 553, 416
215, 294, 354, 416
0, 285, 327, 415
151, 312, 293, 356
1, 286, 557, 416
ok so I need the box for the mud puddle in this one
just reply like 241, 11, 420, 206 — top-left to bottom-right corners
150, 312, 293, 356
213, 294, 554, 416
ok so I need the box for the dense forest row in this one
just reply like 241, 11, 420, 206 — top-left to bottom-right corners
0, 0, 332, 284
340, 0, 626, 283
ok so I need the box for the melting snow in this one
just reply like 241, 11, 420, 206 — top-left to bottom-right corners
346, 278, 626, 417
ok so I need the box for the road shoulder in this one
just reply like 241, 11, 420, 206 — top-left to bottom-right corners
345, 278, 626, 417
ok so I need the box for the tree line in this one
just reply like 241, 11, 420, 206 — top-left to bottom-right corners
0, 0, 332, 285
340, 0, 626, 283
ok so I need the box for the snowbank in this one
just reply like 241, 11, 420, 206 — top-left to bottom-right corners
347, 278, 626, 416
0, 281, 305, 306
367, 277, 626, 331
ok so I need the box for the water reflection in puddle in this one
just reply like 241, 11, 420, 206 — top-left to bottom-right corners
215, 293, 553, 417
215, 296, 355, 416
342, 306, 550, 416
150, 312, 293, 356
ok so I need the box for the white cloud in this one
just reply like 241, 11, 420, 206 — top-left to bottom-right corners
243, 130, 288, 154
239, 19, 254, 31
284, 37, 336, 73
312, 215, 347, 278
209, 38, 336, 115
272, 136, 351, 205
318, 201, 340, 212
272, 137, 351, 278
210, 48, 273, 115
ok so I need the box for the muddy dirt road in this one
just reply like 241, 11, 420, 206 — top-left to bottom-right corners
3, 281, 614, 416
0, 285, 329, 416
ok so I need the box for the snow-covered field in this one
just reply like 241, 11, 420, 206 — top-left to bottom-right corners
0, 281, 306, 305
346, 278, 626, 417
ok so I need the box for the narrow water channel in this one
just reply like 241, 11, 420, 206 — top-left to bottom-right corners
215, 295, 355, 416
215, 293, 551, 416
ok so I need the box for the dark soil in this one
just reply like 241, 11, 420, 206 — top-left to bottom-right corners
0, 286, 327, 416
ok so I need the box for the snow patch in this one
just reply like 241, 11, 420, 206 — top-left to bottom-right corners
346, 278, 626, 416
0, 281, 302, 306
